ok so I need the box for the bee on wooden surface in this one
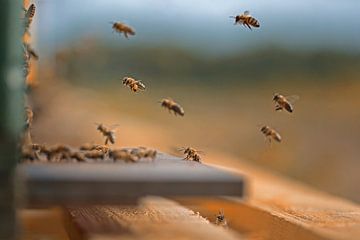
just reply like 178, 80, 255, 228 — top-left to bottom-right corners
70, 151, 86, 162
96, 123, 117, 145
24, 106, 33, 129
109, 149, 138, 163
230, 10, 260, 30
179, 147, 203, 162
159, 98, 185, 116
131, 147, 157, 160
21, 146, 38, 162
273, 94, 299, 113
110, 22, 135, 38
24, 4, 36, 34
48, 145, 72, 161
260, 126, 282, 143
122, 77, 146, 93
24, 43, 39, 60
80, 143, 110, 153
215, 210, 228, 227
85, 150, 105, 160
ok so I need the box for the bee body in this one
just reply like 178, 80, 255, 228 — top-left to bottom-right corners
111, 22, 135, 38
160, 98, 185, 116
180, 147, 202, 162
215, 210, 227, 227
122, 77, 146, 92
261, 126, 282, 142
96, 123, 116, 145
273, 94, 296, 113
232, 11, 260, 30
24, 4, 36, 33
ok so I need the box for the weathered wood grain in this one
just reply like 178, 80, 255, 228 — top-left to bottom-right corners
64, 197, 243, 240
178, 152, 360, 240
17, 152, 244, 207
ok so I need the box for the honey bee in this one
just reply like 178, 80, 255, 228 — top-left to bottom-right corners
260, 126, 282, 143
24, 4, 36, 34
25, 106, 33, 129
122, 77, 146, 92
230, 10, 260, 30
80, 143, 110, 153
96, 123, 117, 145
70, 151, 86, 162
273, 94, 299, 113
48, 144, 72, 161
131, 147, 157, 160
24, 43, 39, 60
160, 98, 185, 116
179, 147, 202, 162
85, 150, 105, 159
215, 210, 227, 227
21, 145, 38, 162
110, 22, 135, 38
109, 149, 138, 163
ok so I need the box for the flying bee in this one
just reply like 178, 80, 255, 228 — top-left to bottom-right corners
159, 98, 185, 116
230, 10, 260, 30
24, 4, 36, 34
109, 149, 138, 163
261, 126, 282, 143
215, 210, 228, 227
110, 21, 135, 39
96, 123, 117, 145
273, 94, 299, 113
122, 77, 146, 92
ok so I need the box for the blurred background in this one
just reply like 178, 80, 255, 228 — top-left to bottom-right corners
28, 0, 360, 202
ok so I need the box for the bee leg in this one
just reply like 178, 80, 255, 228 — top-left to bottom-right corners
124, 32, 128, 39
275, 105, 282, 111
245, 23, 252, 30
105, 138, 109, 145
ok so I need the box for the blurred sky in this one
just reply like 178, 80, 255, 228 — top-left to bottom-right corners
34, 0, 360, 55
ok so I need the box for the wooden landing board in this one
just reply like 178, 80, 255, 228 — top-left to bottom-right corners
63, 197, 243, 240
17, 153, 244, 207
177, 153, 360, 240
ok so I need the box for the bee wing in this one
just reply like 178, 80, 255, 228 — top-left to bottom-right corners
285, 95, 300, 104
244, 10, 250, 16
109, 124, 120, 130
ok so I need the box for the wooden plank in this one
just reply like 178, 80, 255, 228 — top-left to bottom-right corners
17, 152, 244, 207
177, 152, 360, 240
63, 197, 243, 240
19, 208, 69, 240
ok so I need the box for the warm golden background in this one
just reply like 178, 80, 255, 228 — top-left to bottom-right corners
28, 0, 360, 203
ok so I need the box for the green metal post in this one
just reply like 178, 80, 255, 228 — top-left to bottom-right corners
0, 0, 24, 239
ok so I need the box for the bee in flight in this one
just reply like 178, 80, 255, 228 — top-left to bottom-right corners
215, 210, 227, 227
122, 77, 146, 92
260, 125, 282, 143
273, 94, 299, 113
110, 21, 135, 39
95, 123, 117, 145
159, 98, 185, 116
230, 10, 260, 30
24, 4, 36, 34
